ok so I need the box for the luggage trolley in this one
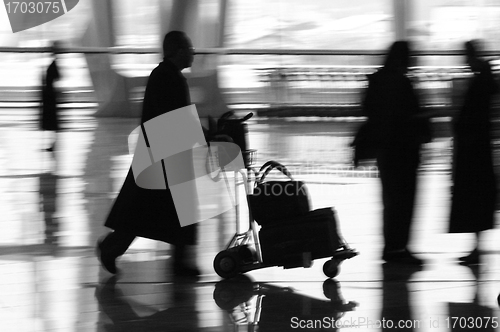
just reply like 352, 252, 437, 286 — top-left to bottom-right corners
212, 120, 358, 279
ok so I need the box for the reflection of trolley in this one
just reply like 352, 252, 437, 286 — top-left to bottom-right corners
213, 150, 358, 279
213, 275, 358, 331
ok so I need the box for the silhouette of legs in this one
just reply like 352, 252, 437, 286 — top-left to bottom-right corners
378, 149, 422, 265
97, 231, 200, 276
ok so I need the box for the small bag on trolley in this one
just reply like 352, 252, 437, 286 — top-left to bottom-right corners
248, 161, 310, 226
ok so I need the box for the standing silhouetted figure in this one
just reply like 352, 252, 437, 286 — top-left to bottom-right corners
449, 40, 497, 265
40, 41, 61, 152
362, 41, 430, 265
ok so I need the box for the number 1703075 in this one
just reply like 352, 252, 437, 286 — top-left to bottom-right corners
446, 317, 499, 329
5, 1, 62, 14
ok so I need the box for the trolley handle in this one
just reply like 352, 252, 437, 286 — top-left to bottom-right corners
256, 160, 294, 185
219, 111, 253, 122
217, 111, 253, 131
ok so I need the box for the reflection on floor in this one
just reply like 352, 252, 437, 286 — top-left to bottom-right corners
0, 116, 499, 331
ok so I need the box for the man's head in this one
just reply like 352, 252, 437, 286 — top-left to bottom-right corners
163, 31, 195, 70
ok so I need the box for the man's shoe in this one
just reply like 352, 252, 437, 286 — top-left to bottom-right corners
382, 249, 424, 266
96, 239, 118, 274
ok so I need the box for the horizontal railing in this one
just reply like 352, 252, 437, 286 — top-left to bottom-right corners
1, 46, 500, 56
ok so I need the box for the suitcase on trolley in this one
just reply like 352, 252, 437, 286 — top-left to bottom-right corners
259, 207, 340, 267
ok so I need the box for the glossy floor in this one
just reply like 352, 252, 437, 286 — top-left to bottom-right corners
0, 115, 499, 331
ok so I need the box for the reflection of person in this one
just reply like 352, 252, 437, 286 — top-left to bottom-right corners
448, 266, 495, 332
40, 171, 59, 245
97, 31, 200, 276
381, 264, 421, 331
95, 276, 199, 331
449, 40, 497, 265
362, 41, 429, 265
40, 41, 61, 152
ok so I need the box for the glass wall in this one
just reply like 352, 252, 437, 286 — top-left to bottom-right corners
409, 0, 500, 51
2, 0, 500, 51
111, 0, 170, 77
112, 0, 163, 48
224, 0, 394, 50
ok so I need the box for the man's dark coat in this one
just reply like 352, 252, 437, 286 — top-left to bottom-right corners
105, 60, 196, 245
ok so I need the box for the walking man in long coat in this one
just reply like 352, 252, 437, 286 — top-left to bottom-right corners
97, 31, 200, 276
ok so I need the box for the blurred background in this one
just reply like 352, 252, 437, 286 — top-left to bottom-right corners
1, 2, 500, 331
0, 0, 500, 122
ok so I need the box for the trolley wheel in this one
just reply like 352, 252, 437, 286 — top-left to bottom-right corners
214, 250, 241, 279
323, 259, 340, 278
213, 275, 255, 310
322, 279, 341, 301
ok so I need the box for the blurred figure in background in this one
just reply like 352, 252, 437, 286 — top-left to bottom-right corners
449, 40, 498, 265
362, 41, 430, 265
40, 41, 61, 152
